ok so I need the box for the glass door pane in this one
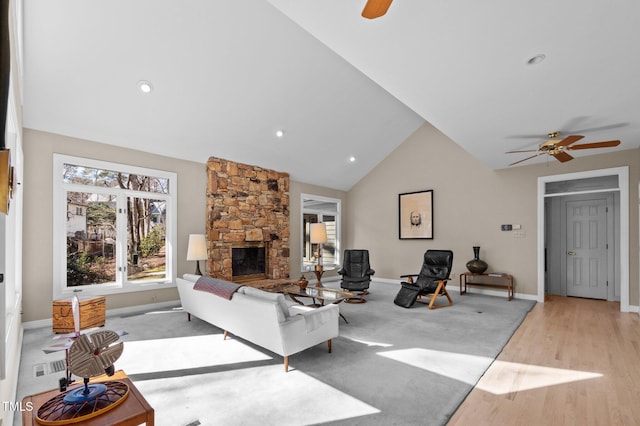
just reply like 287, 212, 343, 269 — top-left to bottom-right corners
126, 197, 167, 282
322, 215, 336, 266
65, 191, 116, 287
302, 213, 318, 270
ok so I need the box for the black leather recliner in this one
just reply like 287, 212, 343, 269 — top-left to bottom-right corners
338, 249, 375, 296
394, 249, 454, 309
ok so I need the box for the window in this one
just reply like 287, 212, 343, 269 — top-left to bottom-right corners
301, 194, 340, 271
53, 155, 177, 298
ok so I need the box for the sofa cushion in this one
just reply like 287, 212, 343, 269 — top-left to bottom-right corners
237, 286, 291, 321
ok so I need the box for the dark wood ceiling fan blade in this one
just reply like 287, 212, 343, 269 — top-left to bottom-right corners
555, 134, 584, 147
362, 0, 393, 19
566, 140, 621, 150
553, 151, 574, 162
509, 153, 543, 166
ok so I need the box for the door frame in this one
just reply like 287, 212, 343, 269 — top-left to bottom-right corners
537, 166, 629, 312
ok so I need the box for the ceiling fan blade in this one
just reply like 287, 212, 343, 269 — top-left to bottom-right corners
566, 140, 621, 150
505, 149, 538, 154
362, 0, 393, 19
509, 153, 543, 166
553, 151, 574, 162
555, 135, 584, 147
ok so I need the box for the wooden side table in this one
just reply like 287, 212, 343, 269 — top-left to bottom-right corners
22, 372, 154, 425
460, 272, 514, 301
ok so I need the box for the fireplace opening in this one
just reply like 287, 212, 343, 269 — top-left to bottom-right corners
232, 243, 268, 282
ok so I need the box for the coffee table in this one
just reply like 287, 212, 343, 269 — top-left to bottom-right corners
283, 286, 361, 323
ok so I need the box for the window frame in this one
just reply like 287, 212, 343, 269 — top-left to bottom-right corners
300, 194, 341, 272
53, 154, 177, 299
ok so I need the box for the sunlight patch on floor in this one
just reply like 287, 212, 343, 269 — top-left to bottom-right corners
133, 364, 380, 425
378, 348, 494, 385
344, 336, 394, 347
117, 335, 271, 374
475, 360, 603, 395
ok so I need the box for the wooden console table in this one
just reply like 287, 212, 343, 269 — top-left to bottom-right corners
460, 272, 513, 301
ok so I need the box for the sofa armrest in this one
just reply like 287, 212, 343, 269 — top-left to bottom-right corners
182, 273, 202, 283
292, 304, 339, 333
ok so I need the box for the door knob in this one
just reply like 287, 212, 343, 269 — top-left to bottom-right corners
568, 251, 576, 256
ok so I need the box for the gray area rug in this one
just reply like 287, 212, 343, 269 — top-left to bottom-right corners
16, 282, 535, 426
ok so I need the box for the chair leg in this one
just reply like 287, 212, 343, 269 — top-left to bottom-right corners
223, 330, 228, 340
428, 281, 453, 309
327, 339, 332, 353
284, 356, 289, 372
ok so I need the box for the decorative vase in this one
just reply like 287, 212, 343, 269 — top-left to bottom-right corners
466, 246, 488, 274
298, 276, 308, 289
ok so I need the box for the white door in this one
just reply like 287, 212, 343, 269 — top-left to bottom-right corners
565, 198, 608, 299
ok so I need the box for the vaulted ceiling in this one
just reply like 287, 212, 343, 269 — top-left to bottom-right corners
22, 1, 640, 190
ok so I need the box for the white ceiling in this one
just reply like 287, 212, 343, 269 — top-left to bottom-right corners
22, 1, 640, 191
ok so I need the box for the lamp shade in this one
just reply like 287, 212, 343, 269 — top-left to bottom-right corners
186, 234, 207, 261
310, 223, 327, 244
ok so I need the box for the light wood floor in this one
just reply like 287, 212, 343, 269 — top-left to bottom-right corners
448, 295, 640, 426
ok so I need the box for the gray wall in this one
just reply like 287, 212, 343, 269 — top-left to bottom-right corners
346, 122, 639, 305
21, 123, 640, 322
22, 129, 208, 321
22, 130, 348, 321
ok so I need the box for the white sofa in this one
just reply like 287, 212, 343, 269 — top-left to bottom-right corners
176, 274, 339, 372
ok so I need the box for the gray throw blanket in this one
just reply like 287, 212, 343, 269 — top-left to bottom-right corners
193, 276, 242, 300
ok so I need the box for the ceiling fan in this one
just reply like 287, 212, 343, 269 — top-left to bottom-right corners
506, 131, 621, 166
362, 0, 393, 19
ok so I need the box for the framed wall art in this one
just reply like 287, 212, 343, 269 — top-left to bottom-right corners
399, 189, 433, 239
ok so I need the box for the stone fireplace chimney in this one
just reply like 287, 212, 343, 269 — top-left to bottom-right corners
206, 157, 290, 281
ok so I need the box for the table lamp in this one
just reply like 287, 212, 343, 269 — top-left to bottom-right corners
187, 234, 207, 275
310, 223, 327, 272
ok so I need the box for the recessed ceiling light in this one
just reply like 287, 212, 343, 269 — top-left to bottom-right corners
138, 80, 153, 93
526, 54, 546, 65
275, 130, 284, 138
349, 156, 356, 163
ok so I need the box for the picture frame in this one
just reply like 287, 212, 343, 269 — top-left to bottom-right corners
399, 190, 433, 239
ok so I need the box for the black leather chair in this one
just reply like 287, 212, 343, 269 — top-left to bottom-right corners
338, 249, 375, 298
395, 249, 454, 309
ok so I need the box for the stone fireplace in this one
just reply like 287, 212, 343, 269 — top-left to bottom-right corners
206, 157, 290, 282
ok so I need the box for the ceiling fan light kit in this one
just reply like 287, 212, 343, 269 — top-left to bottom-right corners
506, 131, 621, 166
